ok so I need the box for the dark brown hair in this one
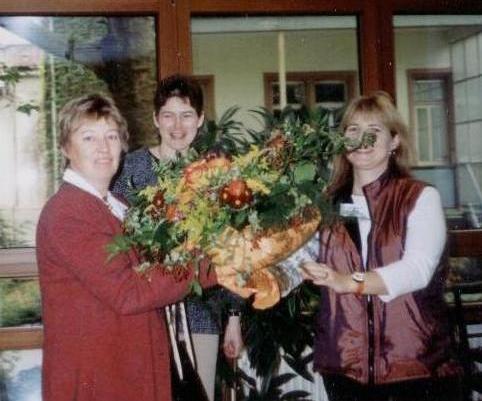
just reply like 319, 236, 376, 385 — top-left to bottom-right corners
153, 74, 203, 116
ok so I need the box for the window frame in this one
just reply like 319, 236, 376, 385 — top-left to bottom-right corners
0, 248, 41, 350
263, 71, 357, 112
193, 74, 216, 120
407, 69, 455, 167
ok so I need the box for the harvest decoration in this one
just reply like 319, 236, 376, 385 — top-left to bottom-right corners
109, 106, 374, 309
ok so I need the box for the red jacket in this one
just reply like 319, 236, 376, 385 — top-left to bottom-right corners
314, 171, 454, 384
37, 183, 217, 401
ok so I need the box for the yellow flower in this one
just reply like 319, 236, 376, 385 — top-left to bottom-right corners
177, 189, 195, 205
246, 178, 271, 195
233, 145, 262, 169
138, 186, 158, 202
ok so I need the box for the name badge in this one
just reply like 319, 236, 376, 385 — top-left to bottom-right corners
340, 203, 370, 219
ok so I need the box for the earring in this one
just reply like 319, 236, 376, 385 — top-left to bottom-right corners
388, 149, 395, 156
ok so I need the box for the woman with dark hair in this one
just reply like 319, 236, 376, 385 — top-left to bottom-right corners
36, 94, 223, 401
299, 91, 460, 400
112, 74, 243, 401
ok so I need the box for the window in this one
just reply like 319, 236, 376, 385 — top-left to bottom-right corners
0, 248, 42, 401
191, 16, 359, 132
0, 16, 158, 399
408, 70, 453, 166
0, 16, 157, 250
395, 16, 482, 225
264, 71, 357, 125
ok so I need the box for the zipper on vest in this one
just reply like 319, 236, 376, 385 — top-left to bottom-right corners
362, 187, 376, 385
366, 291, 375, 384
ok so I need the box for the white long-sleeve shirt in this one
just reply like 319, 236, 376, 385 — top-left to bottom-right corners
278, 186, 446, 302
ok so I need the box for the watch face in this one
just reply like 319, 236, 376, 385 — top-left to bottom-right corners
352, 272, 365, 283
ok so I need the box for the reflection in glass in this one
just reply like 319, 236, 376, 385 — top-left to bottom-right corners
314, 82, 346, 104
449, 257, 482, 285
0, 279, 41, 328
272, 82, 305, 108
416, 107, 430, 161
191, 16, 359, 131
394, 15, 482, 227
431, 105, 447, 161
0, 349, 41, 401
0, 16, 157, 247
414, 80, 444, 102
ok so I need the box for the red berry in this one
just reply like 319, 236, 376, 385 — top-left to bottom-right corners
152, 191, 165, 209
220, 179, 253, 209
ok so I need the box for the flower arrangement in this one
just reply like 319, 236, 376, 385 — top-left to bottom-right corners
110, 107, 373, 309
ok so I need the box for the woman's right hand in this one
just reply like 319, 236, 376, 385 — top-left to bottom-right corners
223, 316, 243, 359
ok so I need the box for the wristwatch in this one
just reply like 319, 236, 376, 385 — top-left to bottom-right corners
351, 272, 365, 296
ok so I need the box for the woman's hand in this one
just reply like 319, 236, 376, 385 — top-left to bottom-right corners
302, 262, 389, 296
301, 262, 355, 294
223, 315, 243, 359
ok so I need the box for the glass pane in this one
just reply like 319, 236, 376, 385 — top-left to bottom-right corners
286, 83, 305, 105
0, 16, 157, 248
448, 257, 482, 285
413, 167, 456, 208
0, 349, 42, 401
0, 278, 41, 328
431, 105, 448, 162
191, 16, 359, 131
467, 73, 481, 121
416, 107, 430, 161
272, 82, 305, 107
414, 80, 443, 102
394, 15, 482, 228
314, 81, 346, 105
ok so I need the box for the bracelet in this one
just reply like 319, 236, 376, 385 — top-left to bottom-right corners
228, 309, 241, 317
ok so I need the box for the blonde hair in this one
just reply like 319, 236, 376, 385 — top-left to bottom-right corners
59, 94, 129, 152
328, 91, 413, 197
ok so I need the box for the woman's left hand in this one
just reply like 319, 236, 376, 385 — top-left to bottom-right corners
301, 262, 354, 294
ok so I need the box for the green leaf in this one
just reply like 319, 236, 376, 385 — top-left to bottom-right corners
189, 279, 203, 296
105, 234, 132, 260
16, 103, 39, 115
231, 209, 249, 229
153, 220, 177, 253
293, 162, 316, 184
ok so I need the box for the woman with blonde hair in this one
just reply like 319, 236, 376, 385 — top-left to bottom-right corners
37, 94, 224, 401
300, 91, 460, 400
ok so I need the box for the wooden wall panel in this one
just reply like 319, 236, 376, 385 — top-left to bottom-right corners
177, 0, 193, 75
392, 0, 482, 13
158, 0, 180, 79
0, 328, 43, 350
190, 0, 362, 14
449, 230, 482, 258
0, 0, 158, 14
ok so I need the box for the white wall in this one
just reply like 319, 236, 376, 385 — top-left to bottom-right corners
0, 73, 45, 245
394, 29, 451, 122
192, 29, 358, 130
